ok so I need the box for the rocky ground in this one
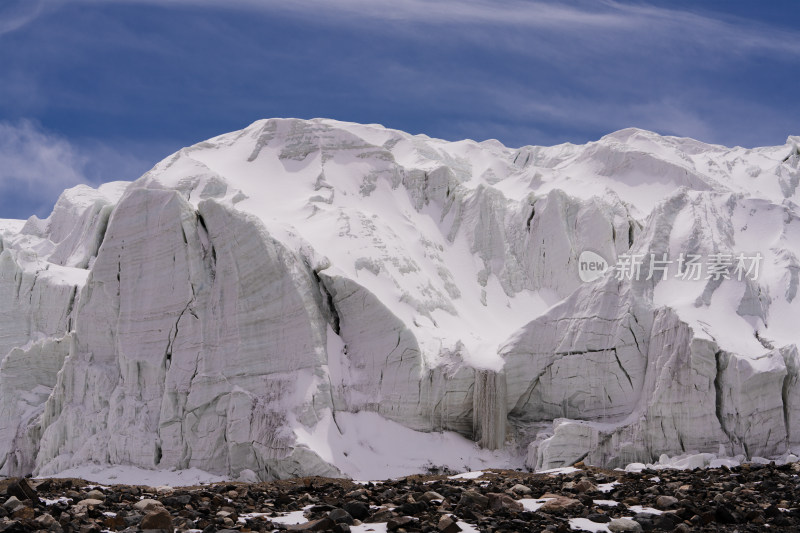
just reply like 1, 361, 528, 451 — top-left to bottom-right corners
2, 461, 800, 532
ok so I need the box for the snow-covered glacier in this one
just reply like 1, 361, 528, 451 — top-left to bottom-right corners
1, 119, 799, 480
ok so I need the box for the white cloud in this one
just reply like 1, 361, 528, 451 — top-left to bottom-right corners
0, 121, 154, 219
1, 0, 794, 176
0, 120, 87, 207
68, 0, 800, 58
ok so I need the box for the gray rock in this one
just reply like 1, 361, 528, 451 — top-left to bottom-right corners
421, 491, 446, 502
608, 518, 643, 532
76, 498, 104, 507
85, 489, 105, 500
133, 499, 164, 511
655, 495, 679, 509
510, 484, 532, 496
387, 516, 416, 531
2, 496, 23, 511
328, 508, 354, 525
35, 513, 58, 528
487, 493, 523, 512
342, 501, 370, 520
458, 490, 489, 509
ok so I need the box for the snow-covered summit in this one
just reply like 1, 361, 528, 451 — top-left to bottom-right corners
1, 118, 799, 480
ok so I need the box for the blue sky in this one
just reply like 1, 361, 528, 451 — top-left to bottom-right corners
1, 0, 799, 219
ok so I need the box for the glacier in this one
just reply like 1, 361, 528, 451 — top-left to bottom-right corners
1, 118, 799, 480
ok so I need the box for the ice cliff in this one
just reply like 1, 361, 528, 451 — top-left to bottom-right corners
1, 119, 799, 480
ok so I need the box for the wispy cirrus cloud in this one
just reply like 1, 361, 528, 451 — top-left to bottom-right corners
0, 0, 44, 36
0, 0, 796, 198
0, 120, 87, 219
65, 0, 800, 58
30, 0, 792, 149
0, 121, 155, 219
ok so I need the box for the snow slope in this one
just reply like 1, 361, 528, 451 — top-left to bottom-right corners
1, 119, 799, 480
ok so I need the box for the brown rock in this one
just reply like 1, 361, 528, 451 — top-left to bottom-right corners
103, 514, 127, 530
387, 516, 416, 531
11, 505, 35, 520
140, 508, 173, 530
458, 490, 489, 509
345, 489, 367, 499
539, 496, 583, 515
7, 478, 40, 505
371, 509, 396, 522
575, 479, 597, 493
438, 514, 462, 533
487, 493, 523, 512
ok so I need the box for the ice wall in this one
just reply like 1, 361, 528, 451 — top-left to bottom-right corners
1, 119, 799, 478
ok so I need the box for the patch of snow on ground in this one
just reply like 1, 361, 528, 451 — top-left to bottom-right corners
41, 465, 227, 486
593, 499, 619, 507
43, 497, 69, 506
238, 512, 270, 523
351, 524, 388, 533
293, 411, 518, 480
539, 466, 581, 475
270, 509, 310, 526
597, 482, 620, 493
569, 517, 612, 532
624, 463, 646, 473
628, 505, 663, 515
448, 471, 486, 480
519, 498, 554, 511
